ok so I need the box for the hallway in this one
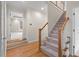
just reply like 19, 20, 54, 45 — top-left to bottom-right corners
6, 41, 48, 57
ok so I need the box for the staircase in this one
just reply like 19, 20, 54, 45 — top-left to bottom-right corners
41, 11, 69, 57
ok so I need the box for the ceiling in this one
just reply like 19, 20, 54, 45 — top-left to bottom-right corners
6, 1, 47, 13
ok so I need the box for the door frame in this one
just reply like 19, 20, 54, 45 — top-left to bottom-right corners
72, 8, 75, 56
72, 7, 79, 56
1, 1, 7, 57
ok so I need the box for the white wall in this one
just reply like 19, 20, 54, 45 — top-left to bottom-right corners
0, 1, 2, 56
6, 2, 48, 43
48, 2, 63, 33
74, 8, 79, 55
65, 1, 79, 56
24, 8, 47, 42
0, 1, 7, 57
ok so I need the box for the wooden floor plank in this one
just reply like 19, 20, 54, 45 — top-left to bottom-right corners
6, 41, 48, 57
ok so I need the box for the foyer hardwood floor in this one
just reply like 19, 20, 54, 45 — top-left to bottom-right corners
6, 41, 48, 57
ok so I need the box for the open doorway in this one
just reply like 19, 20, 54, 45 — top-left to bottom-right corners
7, 14, 25, 49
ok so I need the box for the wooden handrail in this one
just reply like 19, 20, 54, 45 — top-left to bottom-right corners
58, 16, 69, 57
39, 22, 48, 51
40, 22, 48, 30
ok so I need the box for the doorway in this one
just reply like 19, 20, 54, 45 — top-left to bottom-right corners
7, 15, 25, 50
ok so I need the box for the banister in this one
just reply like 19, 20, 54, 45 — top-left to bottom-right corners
39, 22, 48, 51
39, 29, 41, 51
40, 22, 48, 30
58, 16, 69, 57
58, 29, 62, 57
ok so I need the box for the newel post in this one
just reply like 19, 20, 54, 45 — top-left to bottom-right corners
39, 29, 41, 51
58, 29, 62, 57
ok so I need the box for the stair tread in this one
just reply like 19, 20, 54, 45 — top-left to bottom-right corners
46, 41, 58, 48
49, 34, 58, 38
41, 46, 58, 57
50, 33, 57, 35
48, 37, 58, 41
49, 33, 58, 37
52, 31, 58, 34
45, 40, 58, 48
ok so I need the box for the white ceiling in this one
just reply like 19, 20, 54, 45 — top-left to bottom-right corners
6, 1, 47, 13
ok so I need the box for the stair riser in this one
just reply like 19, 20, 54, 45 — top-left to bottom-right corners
45, 43, 58, 52
41, 46, 58, 57
47, 39, 58, 44
52, 27, 59, 30
55, 24, 62, 27
49, 34, 58, 38
50, 33, 57, 36
52, 31, 58, 34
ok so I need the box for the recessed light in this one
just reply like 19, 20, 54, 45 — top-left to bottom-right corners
41, 8, 44, 10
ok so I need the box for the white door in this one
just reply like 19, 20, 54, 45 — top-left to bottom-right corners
74, 8, 79, 56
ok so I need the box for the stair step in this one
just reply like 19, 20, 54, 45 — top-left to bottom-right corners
48, 33, 58, 37
42, 38, 58, 51
45, 40, 58, 47
41, 46, 58, 57
47, 36, 58, 41
57, 21, 63, 24
43, 41, 58, 52
56, 23, 64, 27
52, 27, 59, 31
49, 34, 58, 38
55, 24, 62, 27
48, 36, 57, 40
58, 19, 65, 22
52, 30, 58, 33
57, 21, 64, 23
55, 24, 62, 28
